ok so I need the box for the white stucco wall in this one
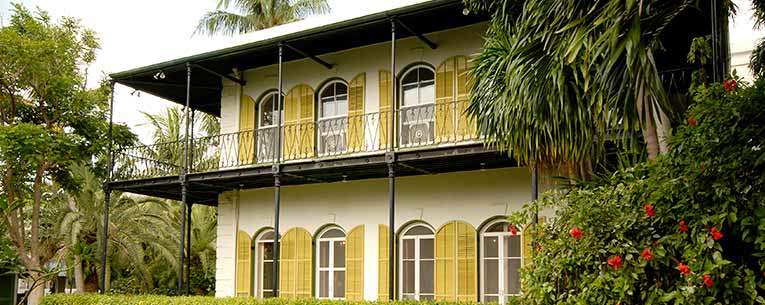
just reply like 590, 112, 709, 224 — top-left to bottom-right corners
216, 167, 535, 299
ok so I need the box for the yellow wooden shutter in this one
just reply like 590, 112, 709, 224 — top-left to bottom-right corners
378, 224, 390, 301
454, 56, 476, 140
435, 221, 476, 301
283, 85, 315, 160
378, 70, 392, 150
348, 73, 366, 153
435, 57, 456, 143
239, 95, 256, 165
522, 217, 546, 266
346, 225, 365, 300
279, 228, 313, 299
235, 230, 252, 297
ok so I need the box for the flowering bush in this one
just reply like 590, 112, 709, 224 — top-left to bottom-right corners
519, 78, 765, 304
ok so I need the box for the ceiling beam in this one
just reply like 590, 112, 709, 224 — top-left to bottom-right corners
282, 42, 334, 70
191, 63, 246, 86
394, 18, 437, 50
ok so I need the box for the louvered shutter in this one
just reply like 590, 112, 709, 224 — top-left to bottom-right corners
298, 86, 315, 158
279, 228, 313, 299
435, 221, 477, 301
345, 225, 365, 300
454, 56, 476, 139
283, 85, 315, 160
378, 224, 390, 301
378, 70, 392, 150
235, 230, 252, 297
347, 73, 366, 152
239, 95, 256, 164
435, 57, 456, 142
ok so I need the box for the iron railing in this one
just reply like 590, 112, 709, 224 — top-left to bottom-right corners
114, 100, 482, 180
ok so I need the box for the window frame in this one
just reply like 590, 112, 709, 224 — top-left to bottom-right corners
479, 219, 523, 304
399, 65, 436, 109
258, 91, 283, 129
254, 229, 275, 298
318, 80, 349, 120
398, 223, 435, 300
315, 226, 347, 299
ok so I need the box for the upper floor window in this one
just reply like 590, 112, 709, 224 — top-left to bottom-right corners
255, 230, 275, 298
401, 66, 435, 107
399, 66, 435, 146
481, 220, 522, 304
316, 227, 346, 299
318, 81, 349, 155
259, 91, 283, 128
400, 223, 435, 300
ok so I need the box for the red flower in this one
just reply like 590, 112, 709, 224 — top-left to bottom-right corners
724, 79, 737, 92
703, 274, 714, 288
607, 256, 622, 270
570, 227, 583, 241
535, 242, 542, 252
677, 263, 691, 276
687, 117, 698, 126
508, 224, 518, 236
644, 204, 656, 217
641, 248, 653, 261
710, 227, 723, 241
678, 220, 689, 232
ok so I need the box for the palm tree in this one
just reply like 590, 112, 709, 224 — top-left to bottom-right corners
194, 0, 331, 36
465, 0, 705, 178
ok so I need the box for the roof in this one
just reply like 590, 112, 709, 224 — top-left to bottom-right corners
110, 0, 487, 116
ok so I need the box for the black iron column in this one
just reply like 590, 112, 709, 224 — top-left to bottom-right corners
100, 80, 115, 293
186, 110, 195, 295
178, 62, 192, 295
272, 42, 284, 297
388, 18, 397, 301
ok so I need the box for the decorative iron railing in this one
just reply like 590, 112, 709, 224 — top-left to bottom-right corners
113, 100, 483, 180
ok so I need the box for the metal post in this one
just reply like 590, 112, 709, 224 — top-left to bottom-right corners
272, 42, 284, 297
178, 62, 192, 295
100, 80, 116, 293
388, 18, 397, 301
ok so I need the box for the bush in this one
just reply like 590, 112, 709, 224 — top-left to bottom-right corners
41, 294, 486, 305
518, 78, 765, 304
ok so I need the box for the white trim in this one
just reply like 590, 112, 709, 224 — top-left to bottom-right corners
479, 219, 523, 304
315, 227, 347, 299
254, 229, 275, 298
398, 223, 435, 300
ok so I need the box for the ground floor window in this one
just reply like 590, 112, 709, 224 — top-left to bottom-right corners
255, 230, 275, 298
316, 227, 346, 299
481, 220, 521, 304
400, 224, 435, 300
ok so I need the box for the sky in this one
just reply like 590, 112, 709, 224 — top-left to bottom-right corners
1, 0, 763, 144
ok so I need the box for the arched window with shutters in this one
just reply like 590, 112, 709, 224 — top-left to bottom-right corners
257, 91, 282, 162
316, 227, 346, 299
399, 223, 435, 300
399, 65, 435, 147
254, 229, 275, 298
435, 221, 477, 301
434, 55, 475, 143
317, 80, 348, 155
480, 219, 522, 304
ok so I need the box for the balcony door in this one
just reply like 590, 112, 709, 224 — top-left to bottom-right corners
399, 66, 435, 147
318, 81, 348, 156
481, 220, 522, 304
257, 92, 282, 162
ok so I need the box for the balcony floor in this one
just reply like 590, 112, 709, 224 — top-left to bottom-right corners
109, 144, 517, 206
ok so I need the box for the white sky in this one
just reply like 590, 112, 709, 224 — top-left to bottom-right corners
1, 0, 763, 144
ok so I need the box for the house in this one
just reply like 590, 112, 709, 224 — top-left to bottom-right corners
106, 0, 721, 303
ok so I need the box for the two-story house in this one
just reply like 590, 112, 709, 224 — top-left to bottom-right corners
106, 0, 720, 302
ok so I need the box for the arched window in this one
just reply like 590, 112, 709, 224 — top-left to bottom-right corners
318, 81, 348, 155
316, 227, 346, 299
399, 223, 435, 300
399, 65, 435, 146
257, 92, 282, 161
254, 229, 275, 298
480, 220, 522, 304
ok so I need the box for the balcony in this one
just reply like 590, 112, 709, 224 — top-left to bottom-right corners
112, 100, 495, 182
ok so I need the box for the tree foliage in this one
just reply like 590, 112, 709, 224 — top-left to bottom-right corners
516, 78, 764, 304
194, 0, 330, 36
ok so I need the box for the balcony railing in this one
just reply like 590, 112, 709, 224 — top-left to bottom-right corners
113, 100, 482, 181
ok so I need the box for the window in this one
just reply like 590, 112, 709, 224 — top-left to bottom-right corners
257, 92, 282, 161
255, 230, 275, 298
318, 81, 349, 155
316, 227, 346, 299
480, 220, 522, 304
399, 66, 435, 146
399, 224, 435, 300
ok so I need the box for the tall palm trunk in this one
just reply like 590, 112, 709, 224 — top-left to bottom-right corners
637, 75, 661, 160
74, 254, 85, 293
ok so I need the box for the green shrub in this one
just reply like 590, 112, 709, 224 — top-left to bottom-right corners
517, 78, 765, 304
41, 294, 489, 305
